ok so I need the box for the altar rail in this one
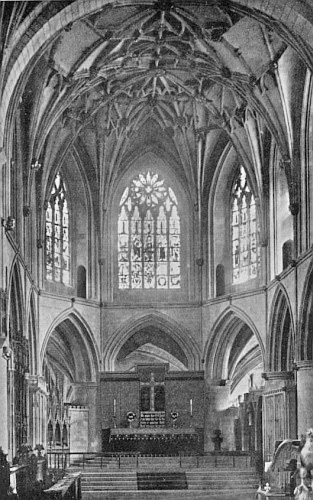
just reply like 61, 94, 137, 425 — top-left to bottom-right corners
47, 450, 260, 472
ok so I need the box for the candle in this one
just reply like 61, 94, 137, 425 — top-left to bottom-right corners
190, 398, 193, 416
113, 399, 116, 417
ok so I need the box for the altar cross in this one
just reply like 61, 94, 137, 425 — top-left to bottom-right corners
140, 371, 165, 411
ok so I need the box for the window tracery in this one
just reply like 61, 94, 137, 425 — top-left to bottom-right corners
118, 172, 181, 290
45, 173, 70, 285
231, 166, 260, 284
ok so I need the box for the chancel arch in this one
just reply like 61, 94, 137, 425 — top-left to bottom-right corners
103, 312, 201, 372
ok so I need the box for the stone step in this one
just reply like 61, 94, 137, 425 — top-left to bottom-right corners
81, 480, 257, 490
79, 468, 256, 474
81, 489, 258, 500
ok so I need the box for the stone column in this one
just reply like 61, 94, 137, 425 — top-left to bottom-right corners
295, 361, 313, 436
0, 345, 9, 454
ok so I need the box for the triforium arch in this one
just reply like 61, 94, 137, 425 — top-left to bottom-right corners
299, 264, 313, 361
269, 286, 295, 372
103, 311, 201, 372
204, 307, 264, 381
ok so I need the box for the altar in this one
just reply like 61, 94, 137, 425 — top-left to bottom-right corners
100, 365, 205, 454
109, 427, 201, 455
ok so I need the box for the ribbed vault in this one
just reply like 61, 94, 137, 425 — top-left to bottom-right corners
0, 0, 306, 221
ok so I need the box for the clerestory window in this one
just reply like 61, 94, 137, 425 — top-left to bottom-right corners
45, 173, 70, 285
118, 171, 181, 290
231, 166, 260, 284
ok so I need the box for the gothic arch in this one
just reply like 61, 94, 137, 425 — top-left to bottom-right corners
8, 259, 24, 335
269, 285, 295, 371
300, 69, 313, 250
41, 310, 100, 382
109, 154, 194, 299
204, 306, 264, 380
299, 263, 313, 360
103, 311, 201, 371
208, 146, 264, 298
27, 291, 38, 375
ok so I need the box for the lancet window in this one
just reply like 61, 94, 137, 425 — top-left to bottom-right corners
118, 171, 181, 290
45, 173, 70, 284
231, 166, 260, 284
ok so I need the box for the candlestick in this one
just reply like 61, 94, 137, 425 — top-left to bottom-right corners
113, 399, 116, 417
190, 398, 193, 417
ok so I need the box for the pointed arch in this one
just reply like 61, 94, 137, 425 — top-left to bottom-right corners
45, 171, 70, 284
299, 262, 313, 360
103, 311, 201, 371
7, 260, 29, 453
41, 310, 100, 382
204, 306, 264, 380
7, 259, 24, 336
269, 285, 295, 371
27, 291, 38, 375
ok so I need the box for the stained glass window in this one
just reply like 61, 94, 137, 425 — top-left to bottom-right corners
231, 166, 260, 284
45, 173, 70, 285
118, 172, 181, 290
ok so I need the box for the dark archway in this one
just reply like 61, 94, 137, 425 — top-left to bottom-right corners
77, 265, 87, 298
216, 264, 225, 297
104, 312, 201, 371
269, 289, 294, 371
115, 325, 188, 372
282, 240, 294, 270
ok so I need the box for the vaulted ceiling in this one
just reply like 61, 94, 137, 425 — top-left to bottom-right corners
1, 0, 307, 211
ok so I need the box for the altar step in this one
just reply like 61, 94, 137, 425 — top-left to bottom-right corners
77, 466, 258, 499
